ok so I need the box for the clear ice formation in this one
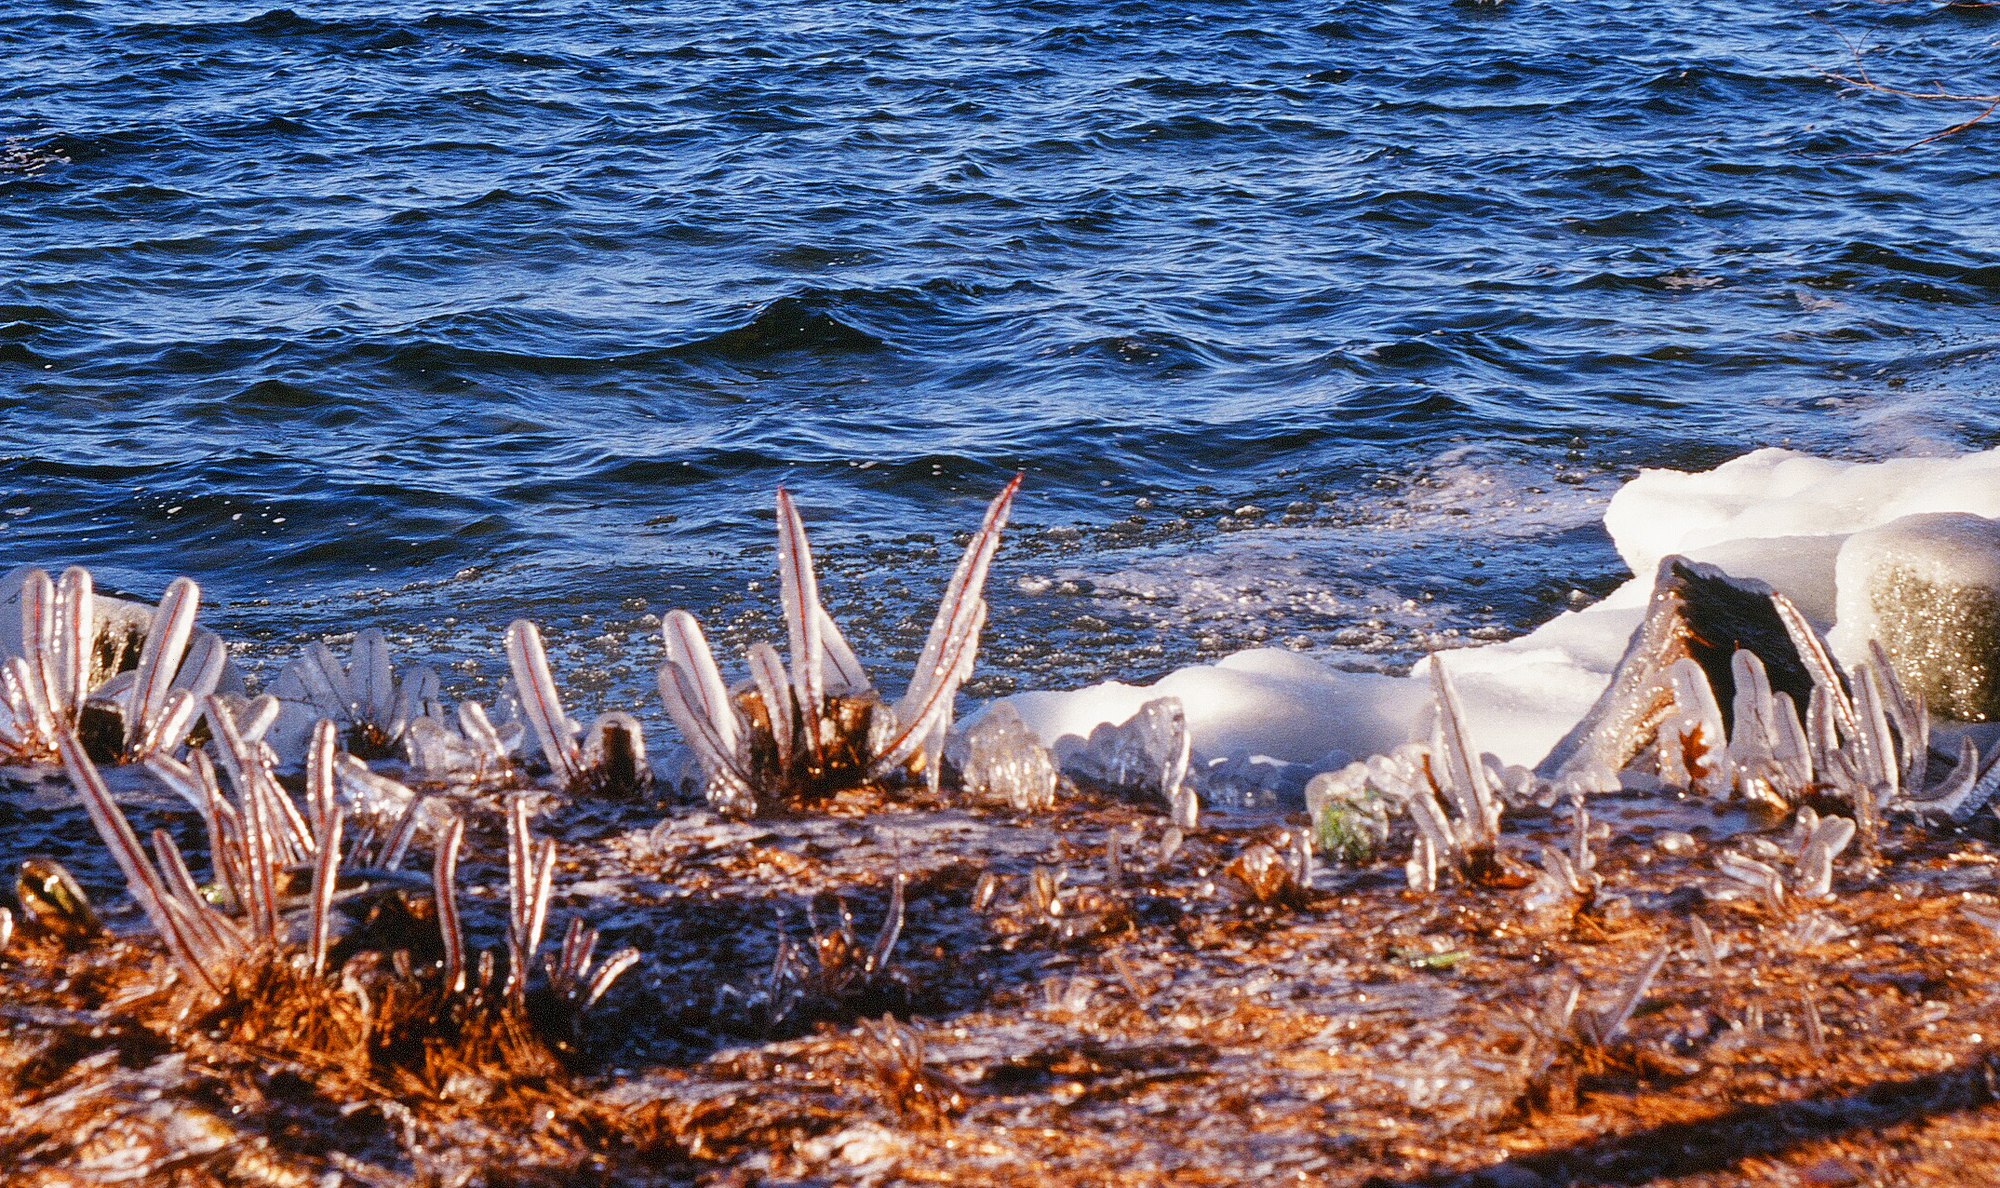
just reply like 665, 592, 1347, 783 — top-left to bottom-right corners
1830, 512, 2000, 722
268, 628, 446, 764
1714, 805, 1857, 910
959, 701, 1059, 811
403, 698, 524, 787
1304, 659, 1511, 891
1196, 753, 1317, 814
1304, 762, 1393, 862
1053, 695, 1197, 829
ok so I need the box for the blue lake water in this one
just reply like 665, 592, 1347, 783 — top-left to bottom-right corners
3, 0, 1999, 716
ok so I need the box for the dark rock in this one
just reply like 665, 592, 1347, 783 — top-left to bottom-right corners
1538, 557, 1818, 778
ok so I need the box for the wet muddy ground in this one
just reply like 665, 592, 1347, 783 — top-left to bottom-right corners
7, 770, 2000, 1187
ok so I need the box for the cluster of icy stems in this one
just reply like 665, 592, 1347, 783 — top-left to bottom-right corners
7, 478, 1024, 825
269, 627, 445, 763
57, 707, 634, 1015
1307, 659, 1508, 892
258, 481, 1032, 808
1669, 598, 1921, 828
274, 617, 643, 796
0, 570, 226, 768
1523, 788, 1601, 912
1679, 595, 1997, 832
713, 875, 907, 1034
1314, 583, 1998, 895
0, 478, 1028, 1022
659, 478, 1018, 816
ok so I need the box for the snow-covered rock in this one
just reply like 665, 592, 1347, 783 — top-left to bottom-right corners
1829, 512, 2000, 722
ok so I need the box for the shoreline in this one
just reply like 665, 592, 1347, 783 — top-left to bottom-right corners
4, 443, 2000, 1185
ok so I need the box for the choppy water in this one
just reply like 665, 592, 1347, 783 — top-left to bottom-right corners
4, 0, 2000, 716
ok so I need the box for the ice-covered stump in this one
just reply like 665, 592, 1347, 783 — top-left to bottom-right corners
1831, 513, 2000, 722
1539, 557, 1814, 778
0, 565, 155, 686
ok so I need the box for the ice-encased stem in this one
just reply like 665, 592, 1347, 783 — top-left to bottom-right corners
893, 475, 1019, 734
874, 599, 987, 778
127, 578, 199, 755
21, 570, 61, 730
506, 619, 580, 786
53, 567, 92, 721
435, 814, 466, 992
1427, 656, 1500, 843
747, 641, 794, 763
1851, 662, 1898, 803
307, 805, 344, 975
307, 719, 336, 838
659, 612, 760, 810
775, 487, 828, 758
1868, 639, 1928, 795
1664, 657, 1732, 795
1772, 592, 1860, 744
505, 796, 557, 1004
659, 610, 745, 763
351, 627, 394, 726
58, 729, 222, 995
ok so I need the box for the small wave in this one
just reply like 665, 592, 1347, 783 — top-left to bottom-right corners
0, 304, 71, 329
115, 8, 432, 55
583, 449, 791, 492
1058, 330, 1219, 372
669, 296, 888, 361
1831, 241, 2000, 302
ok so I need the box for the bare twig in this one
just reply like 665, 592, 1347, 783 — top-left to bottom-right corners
1807, 5, 2000, 157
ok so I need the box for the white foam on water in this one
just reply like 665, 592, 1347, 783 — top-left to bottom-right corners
1022, 445, 1619, 664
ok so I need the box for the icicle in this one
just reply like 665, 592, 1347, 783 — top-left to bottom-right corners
1427, 656, 1500, 841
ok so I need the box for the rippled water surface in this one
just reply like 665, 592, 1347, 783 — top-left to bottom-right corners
4, 0, 1999, 713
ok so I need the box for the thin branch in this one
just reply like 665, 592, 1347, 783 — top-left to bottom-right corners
1805, 4, 2000, 158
